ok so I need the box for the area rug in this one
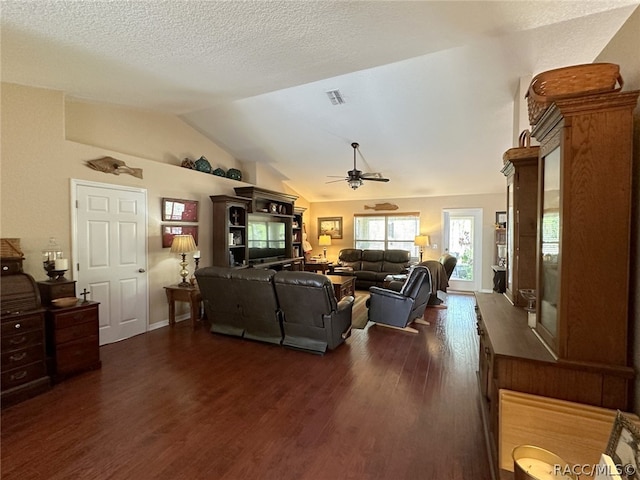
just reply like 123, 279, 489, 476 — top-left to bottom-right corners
350, 291, 370, 329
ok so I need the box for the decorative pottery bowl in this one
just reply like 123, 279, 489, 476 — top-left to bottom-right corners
194, 156, 212, 173
226, 168, 242, 181
181, 158, 195, 169
52, 297, 78, 308
212, 167, 226, 177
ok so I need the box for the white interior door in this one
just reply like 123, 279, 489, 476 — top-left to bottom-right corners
443, 208, 483, 292
72, 180, 148, 345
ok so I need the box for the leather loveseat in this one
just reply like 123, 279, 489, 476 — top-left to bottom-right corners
195, 266, 353, 354
336, 249, 411, 290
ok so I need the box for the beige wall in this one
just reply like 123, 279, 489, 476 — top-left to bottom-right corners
596, 7, 640, 413
0, 82, 301, 327
308, 192, 505, 292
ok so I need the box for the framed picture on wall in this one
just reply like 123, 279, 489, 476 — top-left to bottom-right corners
318, 217, 343, 239
162, 198, 199, 222
495, 211, 507, 228
162, 225, 199, 248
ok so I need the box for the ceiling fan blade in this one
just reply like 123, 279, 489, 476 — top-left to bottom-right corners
325, 178, 347, 184
326, 175, 347, 178
362, 177, 390, 182
361, 172, 384, 178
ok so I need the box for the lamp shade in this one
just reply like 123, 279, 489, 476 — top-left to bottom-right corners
170, 234, 197, 254
414, 235, 430, 247
318, 234, 332, 246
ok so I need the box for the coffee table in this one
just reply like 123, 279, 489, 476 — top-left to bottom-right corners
326, 275, 355, 301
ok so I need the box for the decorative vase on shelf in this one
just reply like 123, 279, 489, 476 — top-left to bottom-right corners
212, 167, 226, 177
194, 156, 212, 173
226, 168, 242, 181
181, 158, 195, 169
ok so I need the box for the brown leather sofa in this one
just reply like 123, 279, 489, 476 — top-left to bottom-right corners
336, 249, 411, 290
195, 266, 282, 344
195, 266, 353, 354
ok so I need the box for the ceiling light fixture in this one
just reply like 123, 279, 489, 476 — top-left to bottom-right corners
326, 89, 345, 105
348, 178, 363, 190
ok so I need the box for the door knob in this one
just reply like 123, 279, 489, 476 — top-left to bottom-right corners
138, 268, 146, 273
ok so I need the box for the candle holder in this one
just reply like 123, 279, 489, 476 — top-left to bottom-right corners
519, 289, 537, 312
44, 266, 68, 281
42, 237, 68, 281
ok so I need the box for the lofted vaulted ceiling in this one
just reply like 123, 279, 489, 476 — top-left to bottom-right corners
2, 0, 638, 202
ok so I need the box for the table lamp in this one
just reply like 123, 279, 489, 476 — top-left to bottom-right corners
414, 235, 430, 262
170, 234, 197, 287
318, 234, 332, 260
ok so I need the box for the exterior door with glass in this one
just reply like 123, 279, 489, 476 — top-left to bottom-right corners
443, 208, 483, 292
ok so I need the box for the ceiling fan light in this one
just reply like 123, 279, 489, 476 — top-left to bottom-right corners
348, 178, 363, 189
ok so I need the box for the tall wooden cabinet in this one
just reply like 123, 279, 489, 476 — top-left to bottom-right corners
532, 90, 638, 365
501, 139, 539, 307
477, 89, 639, 478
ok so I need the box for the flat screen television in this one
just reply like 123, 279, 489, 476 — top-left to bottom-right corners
247, 218, 286, 261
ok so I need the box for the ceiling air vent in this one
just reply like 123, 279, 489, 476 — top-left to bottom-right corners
326, 89, 345, 105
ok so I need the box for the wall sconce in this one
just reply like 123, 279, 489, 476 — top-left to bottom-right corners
318, 234, 332, 260
414, 235, 431, 262
170, 234, 197, 287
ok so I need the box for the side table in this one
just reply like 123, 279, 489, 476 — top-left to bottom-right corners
325, 275, 356, 301
491, 265, 506, 293
164, 285, 202, 329
304, 262, 333, 274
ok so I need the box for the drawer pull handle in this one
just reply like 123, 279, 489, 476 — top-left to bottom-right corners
14, 323, 21, 329
9, 336, 27, 345
9, 352, 27, 362
2, 266, 8, 271
10, 370, 27, 381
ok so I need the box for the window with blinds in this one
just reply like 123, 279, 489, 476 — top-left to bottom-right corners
354, 213, 420, 258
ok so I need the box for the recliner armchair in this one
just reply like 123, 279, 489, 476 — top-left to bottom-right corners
367, 266, 432, 334
273, 271, 353, 354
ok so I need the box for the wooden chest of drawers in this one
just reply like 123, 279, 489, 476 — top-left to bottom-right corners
45, 301, 101, 382
1, 273, 50, 407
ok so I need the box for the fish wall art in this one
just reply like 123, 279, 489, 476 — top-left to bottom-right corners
364, 202, 399, 211
86, 156, 143, 179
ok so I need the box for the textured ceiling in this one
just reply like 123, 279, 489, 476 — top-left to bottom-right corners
2, 1, 638, 201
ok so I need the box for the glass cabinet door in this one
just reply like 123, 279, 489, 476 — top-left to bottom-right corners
538, 146, 560, 342
506, 183, 514, 296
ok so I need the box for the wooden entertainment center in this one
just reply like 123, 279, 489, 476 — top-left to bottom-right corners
476, 90, 639, 477
210, 186, 305, 270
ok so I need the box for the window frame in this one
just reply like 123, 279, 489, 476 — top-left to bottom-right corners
353, 212, 420, 257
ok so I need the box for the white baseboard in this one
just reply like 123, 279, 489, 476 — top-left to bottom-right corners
147, 313, 191, 331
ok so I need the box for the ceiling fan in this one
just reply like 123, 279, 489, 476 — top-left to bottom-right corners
327, 142, 390, 190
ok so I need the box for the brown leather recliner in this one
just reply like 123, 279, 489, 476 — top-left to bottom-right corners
367, 266, 432, 333
195, 266, 283, 345
273, 271, 353, 354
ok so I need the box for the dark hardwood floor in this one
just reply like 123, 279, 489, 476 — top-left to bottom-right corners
1, 293, 490, 480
